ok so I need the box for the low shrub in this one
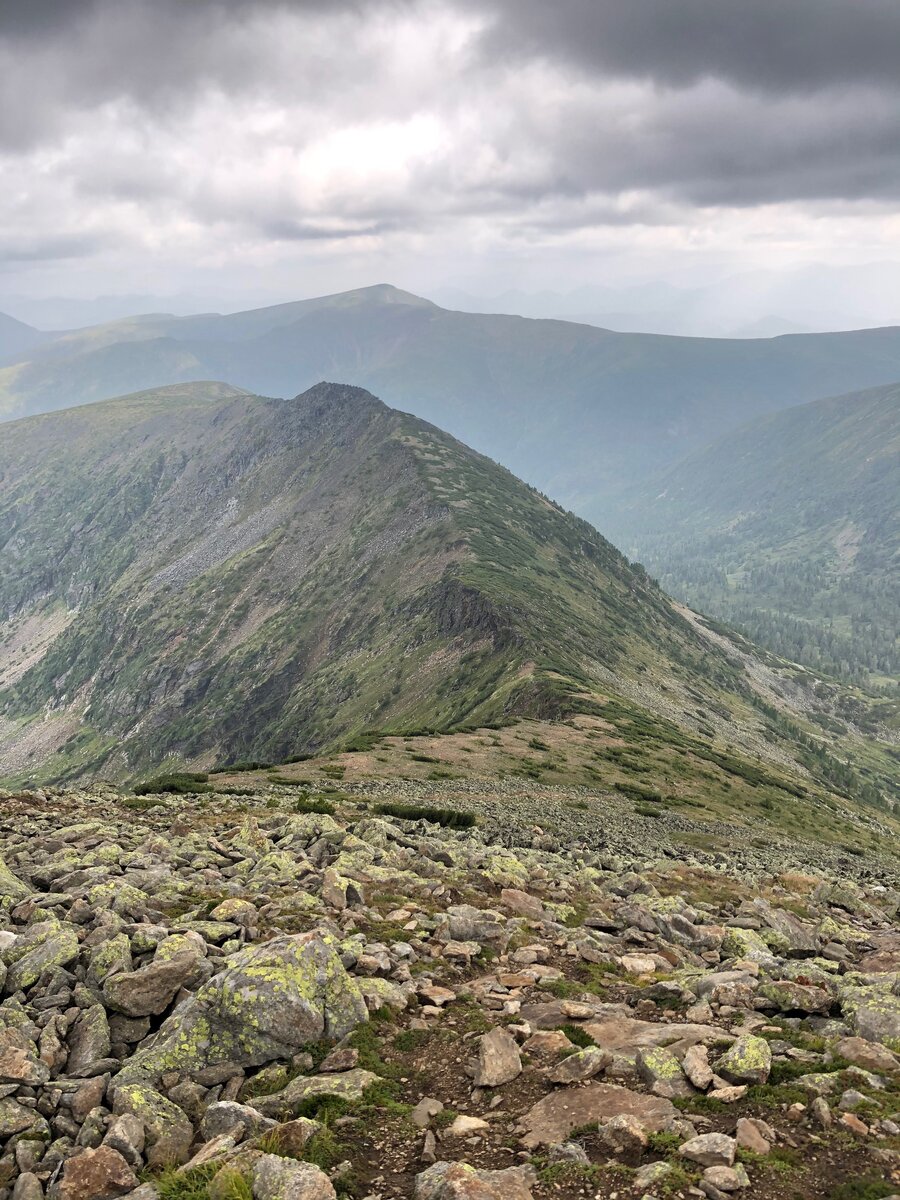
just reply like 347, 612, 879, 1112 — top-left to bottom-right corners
133, 772, 211, 796
374, 802, 476, 829
209, 760, 272, 774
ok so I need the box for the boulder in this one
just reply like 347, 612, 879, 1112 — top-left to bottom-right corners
474, 1027, 521, 1087
119, 932, 368, 1082
414, 1161, 535, 1200
103, 951, 199, 1017
679, 1133, 736, 1168
5, 921, 79, 992
595, 1113, 649, 1164
251, 1068, 377, 1119
682, 1044, 714, 1090
835, 1036, 900, 1073
252, 1154, 337, 1199
67, 1004, 112, 1075
111, 1082, 193, 1167
57, 1147, 137, 1200
715, 1034, 772, 1085
757, 980, 831, 1014
521, 1082, 677, 1149
635, 1046, 692, 1097
545, 1046, 610, 1084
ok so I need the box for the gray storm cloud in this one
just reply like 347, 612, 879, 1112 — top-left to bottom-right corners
0, 0, 898, 305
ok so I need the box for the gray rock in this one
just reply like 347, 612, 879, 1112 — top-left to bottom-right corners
252, 1154, 337, 1199
102, 951, 198, 1017
414, 1161, 536, 1200
119, 933, 368, 1082
474, 1026, 521, 1087
679, 1133, 737, 1167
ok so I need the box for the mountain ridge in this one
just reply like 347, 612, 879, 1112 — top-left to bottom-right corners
0, 382, 895, 845
5, 287, 900, 518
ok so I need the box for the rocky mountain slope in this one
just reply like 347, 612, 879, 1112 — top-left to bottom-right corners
0, 777, 896, 1200
610, 383, 899, 688
5, 286, 900, 516
1, 382, 896, 825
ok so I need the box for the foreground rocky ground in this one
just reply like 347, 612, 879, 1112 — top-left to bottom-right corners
0, 780, 898, 1200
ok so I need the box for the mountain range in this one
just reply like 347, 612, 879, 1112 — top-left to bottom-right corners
0, 382, 895, 836
4, 284, 900, 519
611, 383, 899, 688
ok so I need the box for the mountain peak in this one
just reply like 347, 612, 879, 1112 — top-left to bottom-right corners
287, 380, 388, 413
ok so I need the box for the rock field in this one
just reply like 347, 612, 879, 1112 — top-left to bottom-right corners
0, 780, 897, 1200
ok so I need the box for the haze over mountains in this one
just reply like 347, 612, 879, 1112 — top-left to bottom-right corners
4, 285, 900, 524
436, 261, 900, 339
611, 382, 900, 689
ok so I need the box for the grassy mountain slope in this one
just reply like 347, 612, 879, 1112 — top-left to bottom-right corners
0, 382, 895, 840
610, 383, 899, 687
5, 286, 900, 516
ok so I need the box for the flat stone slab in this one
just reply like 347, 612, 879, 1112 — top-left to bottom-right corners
581, 1016, 725, 1061
521, 1082, 677, 1149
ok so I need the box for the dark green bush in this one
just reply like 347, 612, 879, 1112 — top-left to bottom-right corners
209, 760, 272, 773
294, 797, 336, 815
374, 802, 476, 829
133, 772, 211, 796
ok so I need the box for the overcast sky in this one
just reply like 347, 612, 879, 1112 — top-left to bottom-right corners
1, 0, 899, 324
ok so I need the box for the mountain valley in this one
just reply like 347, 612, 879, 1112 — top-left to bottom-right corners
612, 383, 899, 689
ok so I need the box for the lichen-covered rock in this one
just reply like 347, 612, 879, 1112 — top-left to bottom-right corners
839, 976, 900, 1049
721, 927, 776, 965
635, 1045, 692, 1097
87, 934, 133, 988
715, 1034, 772, 1085
119, 932, 368, 1082
252, 1153, 337, 1199
111, 1082, 193, 1167
414, 1161, 536, 1200
757, 979, 832, 1014
4, 920, 79, 992
0, 858, 30, 904
0, 1096, 47, 1137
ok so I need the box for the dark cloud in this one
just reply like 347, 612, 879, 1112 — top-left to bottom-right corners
0, 0, 898, 290
477, 0, 900, 94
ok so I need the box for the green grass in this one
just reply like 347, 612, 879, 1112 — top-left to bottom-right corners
559, 1023, 596, 1049
152, 1165, 251, 1200
829, 1180, 899, 1200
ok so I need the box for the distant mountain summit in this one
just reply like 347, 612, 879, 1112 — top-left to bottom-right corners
4, 286, 900, 517
0, 311, 46, 360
